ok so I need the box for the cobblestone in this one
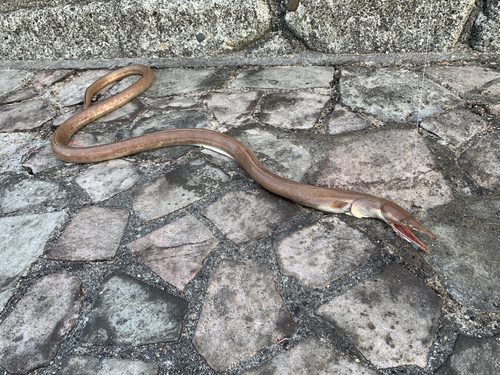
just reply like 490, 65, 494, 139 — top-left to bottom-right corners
0, 62, 499, 375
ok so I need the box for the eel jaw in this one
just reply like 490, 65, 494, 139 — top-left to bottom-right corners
390, 222, 432, 253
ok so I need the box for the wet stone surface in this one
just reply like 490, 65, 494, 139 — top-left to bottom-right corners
259, 92, 329, 130
75, 159, 142, 202
420, 110, 488, 150
435, 335, 500, 375
0, 70, 32, 98
56, 70, 111, 107
132, 159, 229, 221
234, 127, 313, 181
145, 68, 235, 97
202, 91, 262, 127
230, 66, 334, 90
326, 106, 370, 135
0, 178, 68, 213
245, 337, 379, 375
0, 212, 67, 309
0, 63, 499, 375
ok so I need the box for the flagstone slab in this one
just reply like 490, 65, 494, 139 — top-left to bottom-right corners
467, 198, 500, 221
435, 335, 500, 375
0, 178, 68, 213
0, 273, 82, 374
277, 217, 376, 289
75, 159, 142, 202
21, 143, 65, 173
425, 223, 500, 312
317, 129, 453, 211
132, 160, 229, 221
420, 110, 488, 149
31, 69, 74, 90
127, 215, 217, 291
58, 356, 159, 375
327, 107, 370, 135
230, 66, 334, 90
316, 264, 442, 369
48, 206, 129, 261
285, 0, 475, 54
489, 103, 500, 118
0, 212, 67, 310
202, 91, 262, 127
0, 99, 57, 132
466, 79, 500, 104
245, 337, 378, 375
235, 127, 312, 181
426, 66, 500, 94
56, 70, 111, 107
340, 68, 464, 122
0, 86, 37, 104
0, 132, 33, 173
193, 260, 296, 373
0, 69, 31, 97
145, 68, 234, 97
458, 131, 500, 190
259, 91, 329, 130
81, 271, 187, 346
202, 190, 299, 245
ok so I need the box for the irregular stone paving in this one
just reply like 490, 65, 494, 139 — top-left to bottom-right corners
316, 264, 442, 368
48, 207, 129, 261
245, 337, 379, 375
127, 215, 218, 291
81, 272, 187, 346
58, 356, 159, 375
193, 260, 296, 373
0, 63, 499, 375
0, 274, 82, 374
435, 334, 500, 375
316, 129, 454, 211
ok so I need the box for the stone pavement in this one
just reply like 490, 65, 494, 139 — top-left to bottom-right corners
0, 61, 499, 375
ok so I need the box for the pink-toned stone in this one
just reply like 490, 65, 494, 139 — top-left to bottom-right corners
193, 260, 295, 373
127, 215, 217, 291
48, 206, 129, 261
0, 274, 82, 374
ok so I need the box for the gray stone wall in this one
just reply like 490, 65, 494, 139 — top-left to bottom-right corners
0, 0, 499, 61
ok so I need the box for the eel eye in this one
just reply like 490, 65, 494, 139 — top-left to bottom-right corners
401, 219, 410, 226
